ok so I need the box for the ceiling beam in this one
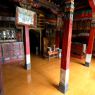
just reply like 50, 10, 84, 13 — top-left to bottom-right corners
75, 5, 89, 10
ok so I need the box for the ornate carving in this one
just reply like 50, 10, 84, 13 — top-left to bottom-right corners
64, 0, 74, 20
65, 0, 74, 13
19, 2, 32, 9
13, 0, 40, 9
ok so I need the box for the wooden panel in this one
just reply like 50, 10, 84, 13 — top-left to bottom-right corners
13, 42, 19, 50
1, 42, 24, 64
18, 42, 24, 59
2, 43, 10, 62
0, 45, 2, 59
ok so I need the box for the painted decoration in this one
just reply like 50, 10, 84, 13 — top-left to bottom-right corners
92, 13, 95, 18
16, 7, 36, 26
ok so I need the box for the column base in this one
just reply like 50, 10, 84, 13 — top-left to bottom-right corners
59, 82, 68, 93
85, 54, 92, 67
85, 62, 90, 67
24, 64, 31, 70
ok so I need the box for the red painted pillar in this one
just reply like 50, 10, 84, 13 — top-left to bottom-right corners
85, 25, 95, 66
25, 25, 31, 70
59, 0, 74, 93
85, 0, 95, 67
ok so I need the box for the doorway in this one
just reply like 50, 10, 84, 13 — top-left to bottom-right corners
29, 29, 40, 55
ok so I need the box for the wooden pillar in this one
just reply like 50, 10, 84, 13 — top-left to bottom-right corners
25, 25, 31, 70
85, 24, 95, 66
59, 0, 74, 93
85, 0, 95, 67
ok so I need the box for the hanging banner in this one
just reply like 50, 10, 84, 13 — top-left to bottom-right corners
57, 16, 63, 31
16, 7, 36, 27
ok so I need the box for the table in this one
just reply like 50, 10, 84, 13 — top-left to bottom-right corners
48, 51, 58, 61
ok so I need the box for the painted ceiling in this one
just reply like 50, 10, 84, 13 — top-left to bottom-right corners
0, 0, 91, 17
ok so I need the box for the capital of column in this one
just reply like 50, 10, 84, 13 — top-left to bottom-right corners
91, 12, 95, 27
88, 0, 95, 27
65, 0, 74, 12
64, 0, 74, 20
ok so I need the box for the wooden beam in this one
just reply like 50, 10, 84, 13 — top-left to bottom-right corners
75, 5, 89, 10
12, 0, 59, 14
